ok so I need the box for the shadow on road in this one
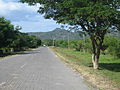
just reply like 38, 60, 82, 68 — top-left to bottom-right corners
100, 63, 120, 72
19, 49, 41, 55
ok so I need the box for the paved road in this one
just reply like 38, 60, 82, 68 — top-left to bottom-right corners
0, 47, 90, 90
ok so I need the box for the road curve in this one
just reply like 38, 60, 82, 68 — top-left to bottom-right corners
0, 47, 91, 90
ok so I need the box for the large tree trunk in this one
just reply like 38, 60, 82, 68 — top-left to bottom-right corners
92, 53, 99, 69
91, 37, 101, 69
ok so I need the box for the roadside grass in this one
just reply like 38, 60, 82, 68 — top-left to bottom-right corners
51, 47, 120, 90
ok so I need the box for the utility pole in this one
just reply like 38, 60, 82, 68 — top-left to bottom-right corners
83, 34, 85, 53
68, 31, 70, 49
67, 28, 72, 49
67, 27, 73, 49
53, 38, 55, 46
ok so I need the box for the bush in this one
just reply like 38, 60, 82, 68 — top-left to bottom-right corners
104, 36, 120, 58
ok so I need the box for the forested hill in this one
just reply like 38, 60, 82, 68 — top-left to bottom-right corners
28, 28, 82, 40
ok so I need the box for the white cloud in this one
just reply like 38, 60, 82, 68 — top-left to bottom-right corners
0, 0, 40, 16
0, 0, 60, 32
12, 20, 60, 32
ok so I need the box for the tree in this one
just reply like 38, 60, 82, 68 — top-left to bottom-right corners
104, 36, 120, 58
0, 17, 17, 49
0, 17, 42, 55
37, 38, 42, 46
21, 0, 120, 69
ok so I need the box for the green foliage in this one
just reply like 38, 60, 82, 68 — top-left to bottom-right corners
21, 0, 120, 69
42, 39, 53, 46
52, 36, 120, 58
11, 33, 41, 51
0, 17, 41, 55
104, 36, 120, 58
56, 40, 68, 48
21, 0, 120, 30
53, 47, 120, 88
72, 40, 84, 51
0, 17, 17, 48
37, 38, 42, 46
21, 0, 120, 51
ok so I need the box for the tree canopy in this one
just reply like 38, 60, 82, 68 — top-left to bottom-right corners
20, 0, 120, 40
0, 17, 17, 48
0, 17, 41, 55
20, 0, 120, 69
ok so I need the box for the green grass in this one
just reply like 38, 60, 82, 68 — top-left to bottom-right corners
52, 47, 120, 89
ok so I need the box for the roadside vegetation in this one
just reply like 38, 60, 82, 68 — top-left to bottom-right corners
52, 47, 120, 90
21, 0, 120, 69
1, 0, 120, 89
44, 35, 120, 58
0, 17, 41, 57
43, 36, 120, 90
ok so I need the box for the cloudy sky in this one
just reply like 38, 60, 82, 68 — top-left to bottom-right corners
0, 0, 61, 32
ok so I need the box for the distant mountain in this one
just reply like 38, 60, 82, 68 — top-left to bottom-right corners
28, 28, 82, 40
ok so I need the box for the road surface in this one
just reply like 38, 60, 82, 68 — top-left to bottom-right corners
0, 47, 91, 90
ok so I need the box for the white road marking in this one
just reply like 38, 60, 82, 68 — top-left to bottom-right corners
12, 74, 18, 76
20, 63, 27, 68
0, 82, 6, 87
11, 74, 19, 76
55, 83, 64, 86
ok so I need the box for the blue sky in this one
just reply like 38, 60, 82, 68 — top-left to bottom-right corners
0, 0, 61, 32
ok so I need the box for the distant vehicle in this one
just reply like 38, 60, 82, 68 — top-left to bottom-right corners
43, 45, 46, 47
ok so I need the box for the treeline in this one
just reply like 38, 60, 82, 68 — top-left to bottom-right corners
43, 36, 120, 58
0, 17, 41, 56
28, 28, 82, 40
